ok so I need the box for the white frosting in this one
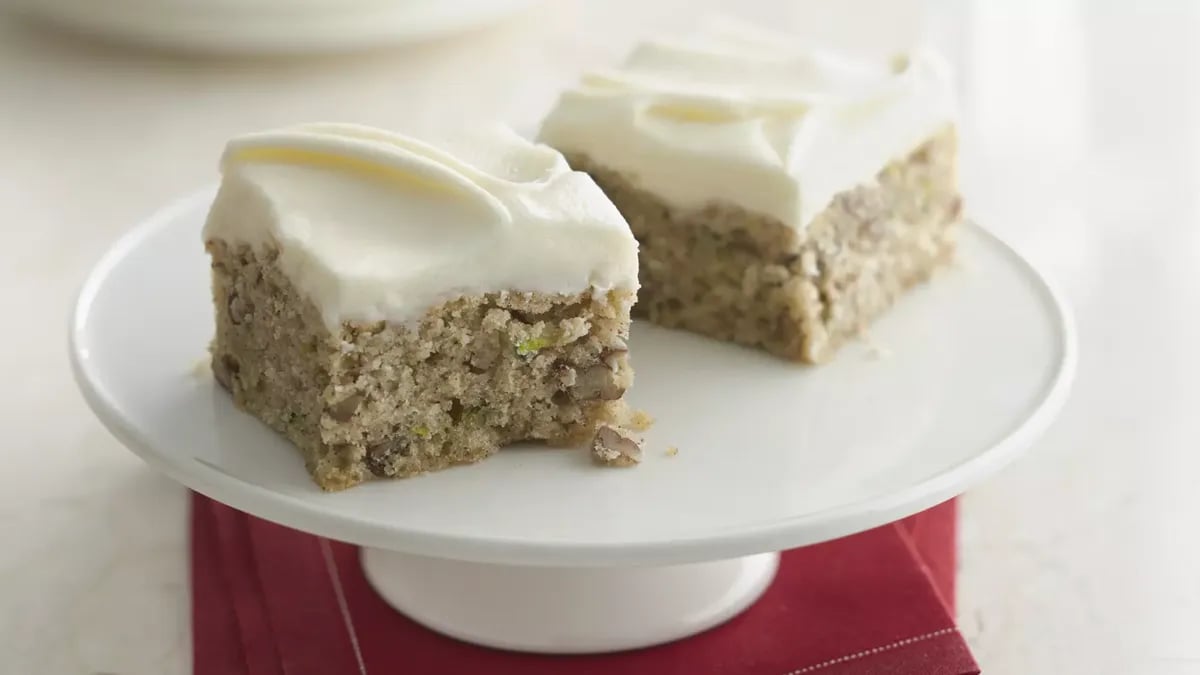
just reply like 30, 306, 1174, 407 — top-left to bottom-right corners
537, 19, 957, 230
203, 122, 639, 327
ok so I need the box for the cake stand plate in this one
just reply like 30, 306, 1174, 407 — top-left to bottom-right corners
71, 188, 1075, 653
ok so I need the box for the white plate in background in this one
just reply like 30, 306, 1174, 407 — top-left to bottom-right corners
9, 0, 535, 54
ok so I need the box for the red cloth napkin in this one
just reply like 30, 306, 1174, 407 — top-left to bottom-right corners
191, 494, 977, 675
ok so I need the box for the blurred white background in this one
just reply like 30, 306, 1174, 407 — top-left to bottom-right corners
2, 1, 1198, 673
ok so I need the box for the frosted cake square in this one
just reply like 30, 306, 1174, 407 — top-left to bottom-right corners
204, 123, 639, 490
539, 22, 962, 363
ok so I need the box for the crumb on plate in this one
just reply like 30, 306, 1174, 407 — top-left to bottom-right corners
627, 409, 654, 432
591, 424, 643, 467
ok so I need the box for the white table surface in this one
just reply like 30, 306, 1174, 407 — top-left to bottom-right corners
2, 1, 1195, 673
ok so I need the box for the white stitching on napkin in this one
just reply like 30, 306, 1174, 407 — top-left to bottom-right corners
784, 627, 958, 674
320, 538, 368, 675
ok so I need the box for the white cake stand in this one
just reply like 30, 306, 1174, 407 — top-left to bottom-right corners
70, 189, 1075, 654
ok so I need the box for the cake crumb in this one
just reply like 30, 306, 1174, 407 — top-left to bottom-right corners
627, 409, 655, 432
666, 446, 679, 457
591, 424, 642, 467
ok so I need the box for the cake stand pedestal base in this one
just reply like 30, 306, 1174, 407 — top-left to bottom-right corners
360, 549, 781, 654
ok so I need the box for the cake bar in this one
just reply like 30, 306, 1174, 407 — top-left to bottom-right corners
203, 123, 639, 490
539, 21, 962, 362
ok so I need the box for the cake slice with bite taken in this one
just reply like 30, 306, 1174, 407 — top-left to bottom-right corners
204, 123, 639, 490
